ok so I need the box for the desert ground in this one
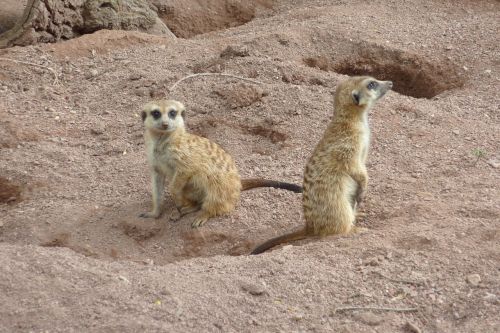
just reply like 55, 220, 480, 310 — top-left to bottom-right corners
0, 0, 499, 332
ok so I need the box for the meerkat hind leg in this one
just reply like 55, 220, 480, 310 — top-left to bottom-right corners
179, 201, 201, 216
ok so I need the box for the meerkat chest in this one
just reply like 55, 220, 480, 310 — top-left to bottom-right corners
147, 140, 177, 179
359, 115, 371, 160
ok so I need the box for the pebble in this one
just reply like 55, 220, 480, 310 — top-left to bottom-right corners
90, 125, 105, 135
129, 73, 142, 81
85, 69, 99, 79
118, 275, 130, 283
486, 159, 499, 169
483, 292, 498, 304
466, 273, 481, 286
452, 130, 459, 135
240, 280, 267, 296
404, 321, 422, 333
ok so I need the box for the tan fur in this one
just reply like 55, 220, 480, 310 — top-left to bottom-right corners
139, 100, 301, 228
251, 76, 392, 254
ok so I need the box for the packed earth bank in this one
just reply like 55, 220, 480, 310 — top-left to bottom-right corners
0, 0, 499, 332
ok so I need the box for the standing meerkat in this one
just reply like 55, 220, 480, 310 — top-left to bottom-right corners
251, 76, 392, 254
139, 99, 302, 228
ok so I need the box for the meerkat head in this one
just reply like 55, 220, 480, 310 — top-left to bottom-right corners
335, 76, 393, 111
141, 100, 186, 133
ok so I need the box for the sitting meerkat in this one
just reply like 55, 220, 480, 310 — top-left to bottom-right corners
251, 76, 393, 254
140, 99, 302, 228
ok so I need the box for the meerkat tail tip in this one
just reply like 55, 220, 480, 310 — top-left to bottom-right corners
251, 229, 307, 255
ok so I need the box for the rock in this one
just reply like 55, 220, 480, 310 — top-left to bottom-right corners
1, 0, 175, 48
240, 280, 267, 296
404, 321, 422, 333
353, 312, 383, 326
90, 125, 105, 135
466, 273, 481, 286
486, 159, 499, 169
129, 73, 143, 81
85, 69, 99, 79
220, 44, 250, 58
483, 292, 498, 304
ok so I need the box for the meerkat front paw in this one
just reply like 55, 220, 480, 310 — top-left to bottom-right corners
191, 214, 208, 228
139, 211, 161, 219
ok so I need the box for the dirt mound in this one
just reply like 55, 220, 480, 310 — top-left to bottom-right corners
153, 0, 274, 38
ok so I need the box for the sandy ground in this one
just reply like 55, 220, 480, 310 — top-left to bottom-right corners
0, 0, 499, 332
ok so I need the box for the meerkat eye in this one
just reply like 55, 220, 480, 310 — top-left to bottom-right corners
151, 110, 161, 119
168, 109, 177, 119
367, 81, 378, 90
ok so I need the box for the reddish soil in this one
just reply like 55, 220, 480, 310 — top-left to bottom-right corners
0, 0, 499, 332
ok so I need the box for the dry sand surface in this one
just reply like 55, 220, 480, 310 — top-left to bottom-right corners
0, 0, 499, 332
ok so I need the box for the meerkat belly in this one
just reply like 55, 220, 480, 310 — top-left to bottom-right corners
359, 117, 371, 162
303, 172, 356, 235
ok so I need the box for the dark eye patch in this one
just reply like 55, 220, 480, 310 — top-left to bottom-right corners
151, 110, 161, 119
367, 81, 378, 90
168, 109, 177, 119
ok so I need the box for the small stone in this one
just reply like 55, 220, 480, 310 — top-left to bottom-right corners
90, 125, 105, 135
364, 255, 384, 266
118, 275, 129, 283
292, 313, 304, 321
483, 292, 498, 304
129, 73, 142, 81
466, 273, 481, 286
220, 44, 250, 58
240, 280, 267, 296
445, 45, 453, 50
85, 69, 99, 79
484, 69, 492, 74
452, 130, 459, 135
353, 312, 383, 326
486, 159, 499, 169
404, 321, 422, 333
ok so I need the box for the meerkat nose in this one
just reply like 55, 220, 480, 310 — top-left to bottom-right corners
387, 81, 393, 88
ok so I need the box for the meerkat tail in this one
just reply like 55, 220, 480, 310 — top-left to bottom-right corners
251, 228, 307, 255
241, 178, 303, 193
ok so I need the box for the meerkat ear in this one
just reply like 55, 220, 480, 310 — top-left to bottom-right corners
351, 90, 361, 105
141, 111, 147, 122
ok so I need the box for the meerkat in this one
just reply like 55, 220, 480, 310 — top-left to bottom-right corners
139, 99, 302, 228
251, 76, 393, 254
